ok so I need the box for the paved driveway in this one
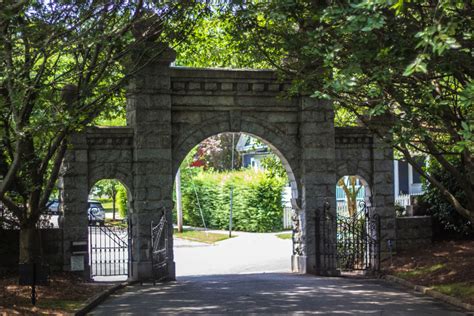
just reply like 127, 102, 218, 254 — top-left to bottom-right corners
90, 273, 465, 315
174, 231, 291, 276
90, 231, 466, 315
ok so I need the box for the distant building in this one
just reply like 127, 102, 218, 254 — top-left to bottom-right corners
235, 134, 270, 170
237, 134, 426, 213
393, 157, 425, 208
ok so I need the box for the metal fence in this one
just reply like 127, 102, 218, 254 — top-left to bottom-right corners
88, 224, 129, 277
395, 194, 411, 207
318, 202, 380, 272
283, 206, 292, 229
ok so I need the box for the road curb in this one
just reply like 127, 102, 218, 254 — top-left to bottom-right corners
382, 274, 474, 312
75, 280, 138, 316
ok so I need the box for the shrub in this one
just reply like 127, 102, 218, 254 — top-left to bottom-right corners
116, 186, 128, 219
420, 160, 474, 239
180, 169, 286, 232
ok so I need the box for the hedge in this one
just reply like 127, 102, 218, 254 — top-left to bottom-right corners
180, 169, 286, 232
116, 185, 128, 219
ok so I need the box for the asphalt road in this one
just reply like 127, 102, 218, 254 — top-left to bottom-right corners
90, 273, 465, 315
90, 232, 466, 315
174, 231, 291, 276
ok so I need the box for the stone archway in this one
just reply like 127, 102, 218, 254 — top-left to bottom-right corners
172, 129, 301, 273
172, 119, 300, 197
60, 44, 395, 281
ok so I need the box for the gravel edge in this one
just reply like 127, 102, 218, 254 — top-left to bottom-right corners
74, 280, 138, 316
382, 274, 474, 312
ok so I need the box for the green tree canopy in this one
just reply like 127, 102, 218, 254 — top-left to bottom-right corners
226, 0, 473, 222
0, 0, 210, 263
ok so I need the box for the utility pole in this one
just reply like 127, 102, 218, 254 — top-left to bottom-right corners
176, 168, 183, 233
229, 133, 235, 238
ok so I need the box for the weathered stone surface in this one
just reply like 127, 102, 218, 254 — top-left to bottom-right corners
390, 217, 432, 252
59, 52, 395, 282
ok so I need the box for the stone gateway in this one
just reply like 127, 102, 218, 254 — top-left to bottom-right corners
59, 45, 395, 281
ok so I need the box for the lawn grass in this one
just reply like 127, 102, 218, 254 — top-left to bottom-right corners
174, 229, 233, 244
101, 201, 113, 211
387, 240, 474, 305
94, 198, 113, 211
104, 218, 127, 228
37, 299, 85, 312
276, 232, 292, 240
395, 263, 445, 279
433, 282, 474, 301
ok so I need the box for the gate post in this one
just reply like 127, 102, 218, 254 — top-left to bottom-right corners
60, 134, 90, 279
126, 42, 176, 281
299, 97, 339, 276
371, 136, 395, 268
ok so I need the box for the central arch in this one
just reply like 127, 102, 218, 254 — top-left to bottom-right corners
171, 131, 299, 276
172, 117, 301, 199
168, 117, 304, 274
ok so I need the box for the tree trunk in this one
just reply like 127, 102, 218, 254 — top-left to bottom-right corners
112, 194, 116, 220
19, 224, 40, 264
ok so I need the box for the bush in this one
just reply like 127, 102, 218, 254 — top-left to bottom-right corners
180, 169, 286, 232
116, 186, 128, 219
420, 160, 474, 239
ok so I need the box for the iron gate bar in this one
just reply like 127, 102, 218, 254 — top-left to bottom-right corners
88, 222, 129, 277
150, 212, 168, 283
318, 201, 380, 273
128, 217, 133, 279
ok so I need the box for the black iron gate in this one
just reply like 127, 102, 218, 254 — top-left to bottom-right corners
88, 221, 130, 277
319, 201, 380, 272
150, 213, 169, 282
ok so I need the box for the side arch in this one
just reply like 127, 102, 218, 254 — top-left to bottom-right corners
88, 162, 133, 194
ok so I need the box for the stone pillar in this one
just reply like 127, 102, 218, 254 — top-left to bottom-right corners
298, 97, 339, 276
126, 43, 176, 281
60, 134, 90, 278
372, 136, 395, 268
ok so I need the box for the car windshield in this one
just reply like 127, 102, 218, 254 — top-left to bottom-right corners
89, 203, 103, 210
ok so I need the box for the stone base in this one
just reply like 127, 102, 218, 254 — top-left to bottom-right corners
130, 261, 152, 281
318, 268, 341, 277
64, 256, 91, 281
130, 260, 176, 281
166, 260, 176, 281
291, 255, 307, 273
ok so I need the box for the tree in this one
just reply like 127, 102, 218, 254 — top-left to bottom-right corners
228, 0, 474, 222
92, 180, 122, 220
0, 1, 209, 264
337, 176, 363, 217
421, 159, 474, 238
175, 9, 271, 69
193, 133, 242, 171
261, 154, 287, 180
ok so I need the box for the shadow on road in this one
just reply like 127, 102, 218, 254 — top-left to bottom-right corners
90, 273, 464, 315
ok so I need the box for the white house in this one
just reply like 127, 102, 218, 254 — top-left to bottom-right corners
393, 158, 425, 208
235, 135, 269, 170
236, 134, 426, 214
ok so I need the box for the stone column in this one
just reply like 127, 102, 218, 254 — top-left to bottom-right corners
126, 43, 176, 281
372, 136, 395, 269
298, 97, 339, 276
60, 134, 90, 278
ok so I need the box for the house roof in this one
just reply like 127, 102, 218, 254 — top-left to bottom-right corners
236, 134, 269, 154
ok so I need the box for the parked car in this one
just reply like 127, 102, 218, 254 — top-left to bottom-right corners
88, 201, 106, 225
46, 199, 60, 215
